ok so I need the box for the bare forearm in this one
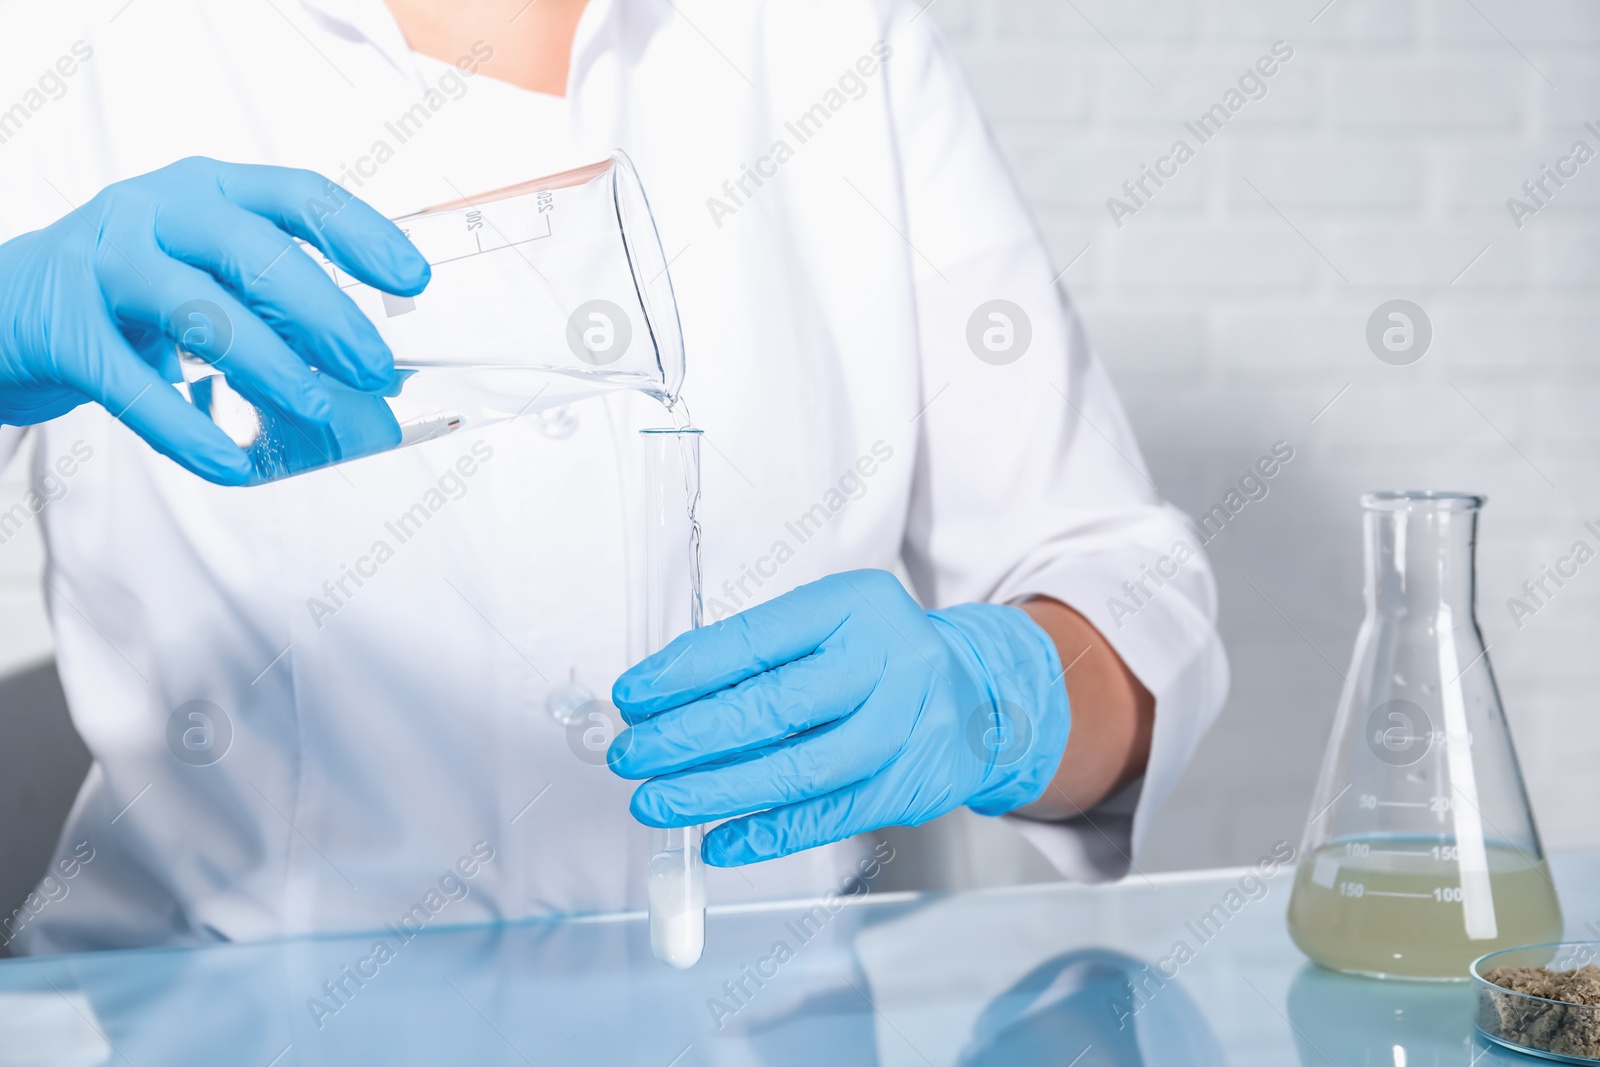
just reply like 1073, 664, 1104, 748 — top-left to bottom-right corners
1014, 596, 1154, 819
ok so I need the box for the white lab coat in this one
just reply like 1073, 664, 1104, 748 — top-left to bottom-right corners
0, 0, 1228, 954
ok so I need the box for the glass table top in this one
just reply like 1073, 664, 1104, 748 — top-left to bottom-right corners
3, 849, 1597, 1066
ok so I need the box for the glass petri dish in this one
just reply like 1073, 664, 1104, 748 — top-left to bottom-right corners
1474, 942, 1600, 1063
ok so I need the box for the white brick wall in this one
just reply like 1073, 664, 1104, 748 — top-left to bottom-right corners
933, 0, 1600, 868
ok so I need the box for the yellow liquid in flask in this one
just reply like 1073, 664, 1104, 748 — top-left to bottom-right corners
1287, 839, 1562, 980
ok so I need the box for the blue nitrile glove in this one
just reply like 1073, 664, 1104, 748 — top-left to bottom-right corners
0, 156, 429, 484
609, 569, 1072, 867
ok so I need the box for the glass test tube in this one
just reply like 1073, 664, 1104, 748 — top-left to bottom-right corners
640, 427, 706, 968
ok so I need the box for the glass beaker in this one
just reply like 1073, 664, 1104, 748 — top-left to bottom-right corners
638, 427, 706, 969
1287, 492, 1561, 980
181, 152, 685, 484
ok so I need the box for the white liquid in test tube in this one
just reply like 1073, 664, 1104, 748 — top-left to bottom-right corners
648, 830, 706, 969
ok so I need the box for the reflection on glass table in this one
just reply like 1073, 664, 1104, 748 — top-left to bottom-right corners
0, 850, 1595, 1065
1288, 962, 1484, 1066
952, 948, 1222, 1066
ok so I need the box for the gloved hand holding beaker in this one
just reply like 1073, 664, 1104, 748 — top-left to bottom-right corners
0, 156, 429, 484
609, 569, 1073, 866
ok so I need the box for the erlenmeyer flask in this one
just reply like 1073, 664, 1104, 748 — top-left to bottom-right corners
1287, 492, 1561, 980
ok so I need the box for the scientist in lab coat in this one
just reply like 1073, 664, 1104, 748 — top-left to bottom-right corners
0, 0, 1227, 954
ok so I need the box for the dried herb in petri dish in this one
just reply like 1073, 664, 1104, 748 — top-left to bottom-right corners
1482, 965, 1600, 1059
